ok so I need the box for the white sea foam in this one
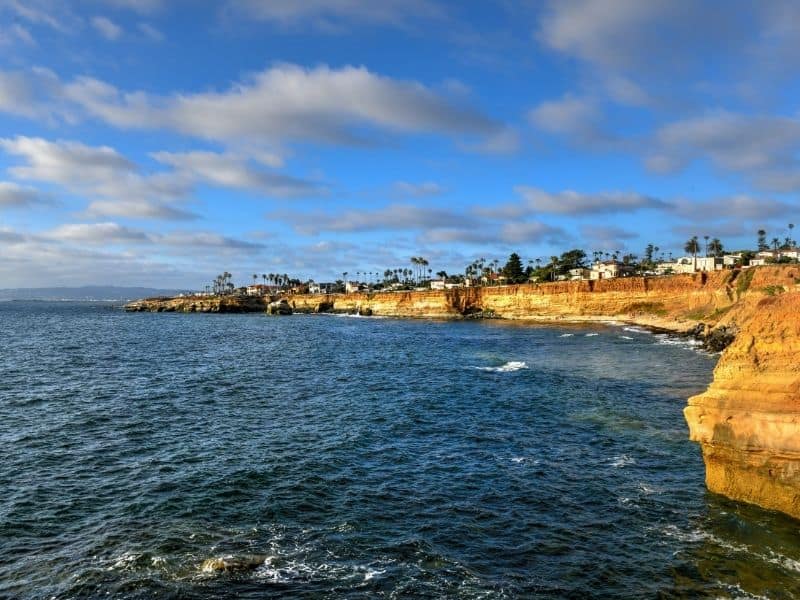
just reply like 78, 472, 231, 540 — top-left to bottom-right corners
619, 335, 634, 340
623, 326, 650, 334
510, 457, 525, 463
559, 333, 574, 337
610, 454, 636, 468
474, 361, 528, 372
585, 332, 599, 337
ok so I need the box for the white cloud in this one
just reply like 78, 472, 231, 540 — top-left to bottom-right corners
91, 15, 123, 40
648, 112, 800, 192
0, 24, 35, 45
0, 136, 194, 220
0, 181, 50, 207
276, 203, 478, 235
528, 95, 614, 147
98, 0, 164, 14
45, 222, 149, 243
137, 22, 163, 40
0, 64, 502, 148
500, 221, 566, 244
151, 150, 326, 198
512, 187, 668, 215
226, 0, 443, 28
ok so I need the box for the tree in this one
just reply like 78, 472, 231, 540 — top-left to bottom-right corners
708, 238, 724, 257
557, 249, 587, 275
704, 235, 710, 257
789, 223, 795, 248
684, 236, 700, 271
501, 252, 526, 284
757, 229, 768, 251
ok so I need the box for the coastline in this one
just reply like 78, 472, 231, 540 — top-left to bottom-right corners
124, 266, 800, 521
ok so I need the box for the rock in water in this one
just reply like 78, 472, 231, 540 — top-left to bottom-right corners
267, 299, 293, 315
200, 555, 268, 573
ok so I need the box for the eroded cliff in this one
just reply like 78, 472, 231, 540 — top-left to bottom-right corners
685, 267, 800, 519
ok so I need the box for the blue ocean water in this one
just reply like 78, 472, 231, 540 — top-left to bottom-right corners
2, 301, 800, 599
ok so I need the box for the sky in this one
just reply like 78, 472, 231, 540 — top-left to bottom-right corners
1, 0, 799, 288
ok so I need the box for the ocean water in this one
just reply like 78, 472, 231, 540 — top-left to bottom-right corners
2, 302, 800, 599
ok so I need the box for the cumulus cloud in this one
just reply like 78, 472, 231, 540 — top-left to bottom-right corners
0, 64, 503, 150
0, 136, 195, 220
0, 137, 324, 220
648, 112, 800, 192
91, 15, 123, 40
510, 187, 668, 216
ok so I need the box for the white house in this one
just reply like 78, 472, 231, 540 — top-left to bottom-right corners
568, 267, 591, 280
345, 281, 365, 293
590, 261, 634, 280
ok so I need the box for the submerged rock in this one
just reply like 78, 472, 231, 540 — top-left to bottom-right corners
200, 555, 268, 573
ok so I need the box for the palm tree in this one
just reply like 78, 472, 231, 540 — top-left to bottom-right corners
704, 235, 710, 257
789, 223, 795, 247
684, 236, 700, 271
252, 274, 258, 287
550, 256, 558, 281
708, 238, 724, 257
757, 229, 768, 251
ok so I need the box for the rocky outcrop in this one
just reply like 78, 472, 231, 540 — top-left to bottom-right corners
685, 268, 800, 519
267, 299, 293, 315
125, 295, 269, 313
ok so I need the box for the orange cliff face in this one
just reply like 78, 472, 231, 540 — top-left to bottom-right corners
685, 267, 800, 519
288, 270, 740, 329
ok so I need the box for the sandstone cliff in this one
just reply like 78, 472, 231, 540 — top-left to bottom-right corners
685, 266, 800, 519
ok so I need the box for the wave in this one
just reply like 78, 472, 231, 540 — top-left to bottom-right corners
623, 326, 650, 334
559, 333, 574, 337
619, 335, 634, 340
474, 361, 528, 373
610, 454, 636, 468
585, 333, 599, 337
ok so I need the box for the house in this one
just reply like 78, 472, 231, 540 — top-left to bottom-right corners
723, 253, 742, 267
589, 261, 634, 280
654, 255, 724, 274
246, 284, 279, 296
430, 279, 446, 290
568, 267, 591, 280
345, 281, 365, 293
695, 256, 724, 272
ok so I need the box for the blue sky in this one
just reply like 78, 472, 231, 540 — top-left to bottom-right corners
1, 0, 799, 288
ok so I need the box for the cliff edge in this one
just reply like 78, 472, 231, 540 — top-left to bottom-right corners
685, 267, 800, 519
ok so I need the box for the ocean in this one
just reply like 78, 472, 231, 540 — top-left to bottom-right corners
2, 301, 799, 599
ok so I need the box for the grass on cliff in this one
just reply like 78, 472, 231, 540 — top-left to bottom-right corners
761, 285, 786, 296
622, 301, 668, 316
735, 268, 756, 298
684, 305, 732, 322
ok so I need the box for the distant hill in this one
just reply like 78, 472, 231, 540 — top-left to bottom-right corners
0, 286, 188, 301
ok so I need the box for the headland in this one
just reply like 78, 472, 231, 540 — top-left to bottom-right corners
126, 265, 800, 520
